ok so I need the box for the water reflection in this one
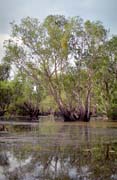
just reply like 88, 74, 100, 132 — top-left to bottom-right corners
0, 142, 117, 180
0, 120, 117, 180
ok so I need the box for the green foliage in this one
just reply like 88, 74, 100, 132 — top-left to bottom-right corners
0, 81, 13, 113
0, 63, 10, 81
1, 15, 117, 120
107, 105, 117, 120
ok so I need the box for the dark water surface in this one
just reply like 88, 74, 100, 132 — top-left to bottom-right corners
0, 118, 117, 180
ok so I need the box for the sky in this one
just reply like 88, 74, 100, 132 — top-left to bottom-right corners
0, 0, 117, 60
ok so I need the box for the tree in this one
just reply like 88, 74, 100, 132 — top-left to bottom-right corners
7, 72, 43, 120
0, 81, 13, 116
0, 63, 10, 81
94, 36, 117, 119
3, 15, 115, 121
0, 62, 11, 116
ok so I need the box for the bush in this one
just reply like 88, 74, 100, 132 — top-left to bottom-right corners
107, 105, 117, 120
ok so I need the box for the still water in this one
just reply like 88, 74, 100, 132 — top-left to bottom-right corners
0, 117, 117, 180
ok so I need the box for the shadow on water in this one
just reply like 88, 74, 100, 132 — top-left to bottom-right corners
0, 118, 117, 180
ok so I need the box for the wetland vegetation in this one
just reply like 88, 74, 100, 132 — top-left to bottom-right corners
0, 15, 117, 179
0, 15, 117, 121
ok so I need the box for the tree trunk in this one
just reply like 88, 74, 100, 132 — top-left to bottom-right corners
59, 106, 91, 122
47, 70, 91, 122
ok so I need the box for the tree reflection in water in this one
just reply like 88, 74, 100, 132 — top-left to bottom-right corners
0, 141, 116, 180
0, 121, 117, 180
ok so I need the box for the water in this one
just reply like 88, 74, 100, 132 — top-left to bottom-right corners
0, 118, 117, 180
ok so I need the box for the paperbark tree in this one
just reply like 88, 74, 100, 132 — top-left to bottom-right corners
3, 15, 109, 121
